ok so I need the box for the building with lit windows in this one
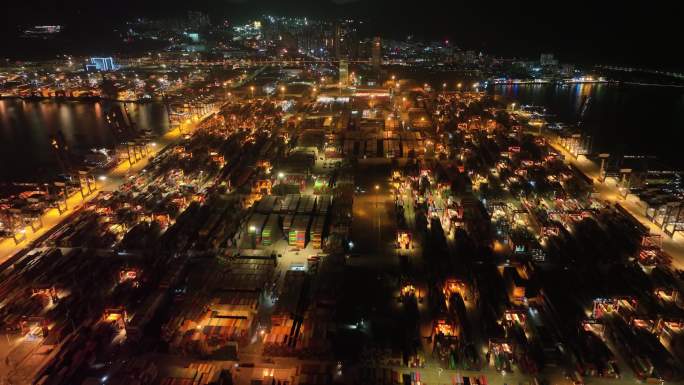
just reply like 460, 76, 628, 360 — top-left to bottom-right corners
85, 57, 119, 72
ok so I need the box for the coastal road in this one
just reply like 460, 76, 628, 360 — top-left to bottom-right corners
0, 111, 215, 269
349, 164, 399, 269
546, 135, 684, 271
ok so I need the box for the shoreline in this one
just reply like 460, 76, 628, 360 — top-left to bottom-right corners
0, 108, 218, 268
542, 131, 684, 271
0, 95, 164, 103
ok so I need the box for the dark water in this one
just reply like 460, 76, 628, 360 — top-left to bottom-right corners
491, 83, 684, 169
0, 100, 169, 182
1, 84, 683, 181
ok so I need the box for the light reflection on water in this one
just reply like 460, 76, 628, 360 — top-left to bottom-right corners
0, 99, 169, 181
492, 83, 684, 168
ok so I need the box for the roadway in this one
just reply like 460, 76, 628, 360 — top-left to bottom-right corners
384, 363, 649, 385
349, 164, 399, 269
545, 135, 684, 271
0, 110, 219, 385
0, 112, 214, 269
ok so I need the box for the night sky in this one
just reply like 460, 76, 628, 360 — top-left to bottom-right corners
3, 0, 683, 70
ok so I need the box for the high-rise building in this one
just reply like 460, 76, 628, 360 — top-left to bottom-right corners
464, 50, 477, 65
187, 11, 210, 29
371, 37, 382, 71
85, 57, 119, 72
540, 53, 558, 66
331, 19, 362, 60
334, 24, 342, 60
339, 57, 349, 87
261, 16, 330, 57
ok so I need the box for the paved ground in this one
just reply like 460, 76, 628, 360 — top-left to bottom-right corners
0, 112, 216, 384
0, 334, 45, 385
0, 114, 212, 267
350, 165, 399, 269
547, 135, 684, 270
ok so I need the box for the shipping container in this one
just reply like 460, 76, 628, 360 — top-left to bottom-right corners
310, 216, 326, 249
365, 139, 377, 157
297, 195, 316, 215
246, 213, 269, 245
287, 194, 301, 213
288, 215, 311, 248
316, 195, 331, 216
255, 196, 278, 214
276, 195, 292, 213
262, 215, 280, 246
282, 214, 295, 235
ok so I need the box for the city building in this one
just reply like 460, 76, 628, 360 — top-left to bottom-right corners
85, 57, 119, 72
372, 36, 382, 71
540, 53, 558, 66
339, 57, 349, 87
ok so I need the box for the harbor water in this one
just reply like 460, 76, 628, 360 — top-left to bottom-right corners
0, 99, 169, 182
491, 83, 684, 169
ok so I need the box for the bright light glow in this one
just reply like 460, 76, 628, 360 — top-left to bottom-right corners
98, 175, 107, 181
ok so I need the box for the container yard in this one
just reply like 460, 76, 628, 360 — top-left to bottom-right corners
2, 53, 684, 385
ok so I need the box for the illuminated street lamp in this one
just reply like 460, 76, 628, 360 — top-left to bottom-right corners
250, 85, 255, 98
374, 184, 381, 211
249, 225, 257, 248
374, 184, 381, 247
280, 85, 286, 98
510, 102, 516, 111
457, 82, 462, 89
278, 172, 285, 180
